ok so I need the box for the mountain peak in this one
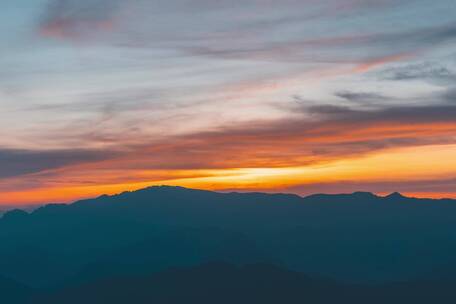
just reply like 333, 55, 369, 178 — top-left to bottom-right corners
1, 209, 29, 221
385, 192, 407, 199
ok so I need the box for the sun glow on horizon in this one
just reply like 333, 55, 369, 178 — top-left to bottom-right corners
2, 143, 456, 206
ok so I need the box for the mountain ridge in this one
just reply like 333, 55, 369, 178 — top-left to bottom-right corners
2, 185, 454, 219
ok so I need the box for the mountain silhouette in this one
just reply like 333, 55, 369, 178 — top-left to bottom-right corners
2, 185, 456, 289
385, 192, 407, 200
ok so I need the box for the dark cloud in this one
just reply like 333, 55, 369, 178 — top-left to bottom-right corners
303, 103, 456, 124
443, 87, 456, 103
378, 61, 456, 82
335, 91, 388, 104
0, 148, 116, 179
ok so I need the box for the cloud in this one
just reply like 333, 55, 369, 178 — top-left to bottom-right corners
443, 87, 456, 103
5, 101, 456, 181
38, 0, 122, 39
370, 23, 456, 50
83, 103, 456, 171
37, 0, 395, 41
335, 91, 388, 104
377, 61, 456, 82
27, 87, 160, 114
0, 148, 116, 179
305, 103, 456, 123
36, 0, 455, 70
181, 22, 455, 67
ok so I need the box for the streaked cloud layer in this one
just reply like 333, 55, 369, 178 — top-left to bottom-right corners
1, 0, 456, 204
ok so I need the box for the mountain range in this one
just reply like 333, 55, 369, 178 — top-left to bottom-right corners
2, 186, 456, 303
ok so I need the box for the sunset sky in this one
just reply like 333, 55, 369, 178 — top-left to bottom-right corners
1, 0, 456, 205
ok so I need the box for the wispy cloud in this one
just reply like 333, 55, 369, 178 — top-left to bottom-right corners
36, 0, 454, 69
0, 148, 116, 179
335, 91, 388, 104
38, 0, 122, 39
377, 61, 456, 83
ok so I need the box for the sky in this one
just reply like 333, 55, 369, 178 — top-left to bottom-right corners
1, 0, 456, 205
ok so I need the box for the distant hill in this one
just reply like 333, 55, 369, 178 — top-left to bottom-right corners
2, 186, 456, 288
32, 263, 456, 304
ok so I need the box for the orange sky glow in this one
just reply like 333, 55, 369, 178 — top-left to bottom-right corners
2, 143, 456, 206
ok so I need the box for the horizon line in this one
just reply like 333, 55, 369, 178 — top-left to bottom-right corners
2, 185, 455, 212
